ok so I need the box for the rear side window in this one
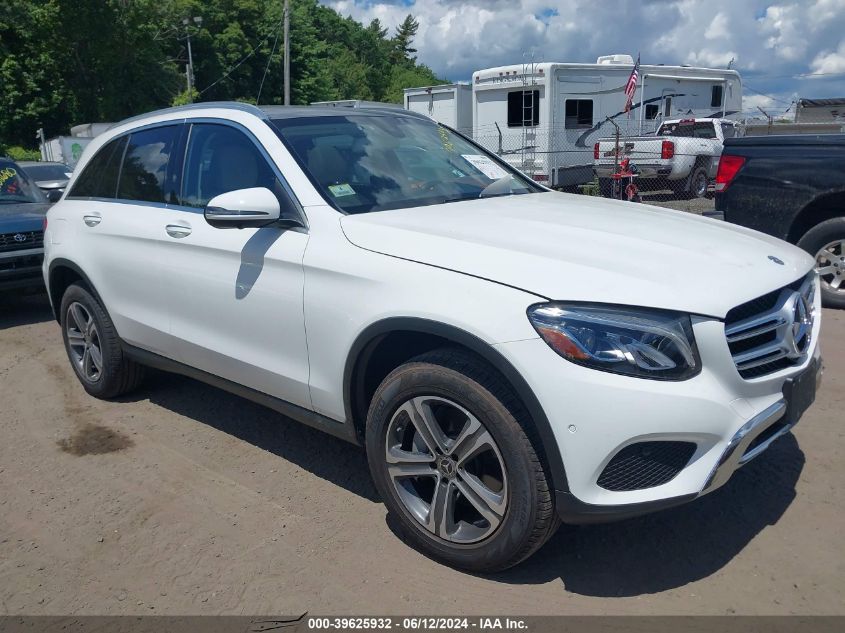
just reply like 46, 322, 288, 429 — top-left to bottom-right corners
68, 136, 127, 199
117, 125, 180, 203
180, 123, 278, 208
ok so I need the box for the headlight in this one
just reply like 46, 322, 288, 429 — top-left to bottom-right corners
527, 303, 700, 380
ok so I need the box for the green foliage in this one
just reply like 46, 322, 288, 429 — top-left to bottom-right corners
0, 0, 447, 147
4, 145, 41, 161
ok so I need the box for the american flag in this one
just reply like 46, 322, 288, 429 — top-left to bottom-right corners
624, 54, 641, 113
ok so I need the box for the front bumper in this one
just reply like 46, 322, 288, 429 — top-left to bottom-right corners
0, 248, 45, 291
495, 310, 822, 523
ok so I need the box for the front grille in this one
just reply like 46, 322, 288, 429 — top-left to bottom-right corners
724, 273, 815, 380
597, 441, 696, 491
0, 230, 44, 253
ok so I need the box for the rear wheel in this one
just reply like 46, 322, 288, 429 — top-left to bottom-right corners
798, 217, 845, 308
365, 349, 557, 572
60, 283, 145, 398
687, 166, 709, 199
598, 178, 612, 198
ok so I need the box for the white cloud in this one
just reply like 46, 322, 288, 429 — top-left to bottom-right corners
320, 0, 845, 99
810, 41, 845, 75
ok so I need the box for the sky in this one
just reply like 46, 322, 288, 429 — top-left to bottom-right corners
320, 0, 845, 118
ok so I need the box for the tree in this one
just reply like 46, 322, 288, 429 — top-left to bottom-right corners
391, 14, 419, 66
0, 0, 447, 148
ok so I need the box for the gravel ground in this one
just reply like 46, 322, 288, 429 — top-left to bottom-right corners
0, 294, 842, 616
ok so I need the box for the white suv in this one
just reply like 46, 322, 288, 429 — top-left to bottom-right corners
43, 103, 822, 571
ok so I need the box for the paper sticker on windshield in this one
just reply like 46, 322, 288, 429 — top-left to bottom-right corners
328, 183, 356, 197
460, 155, 509, 180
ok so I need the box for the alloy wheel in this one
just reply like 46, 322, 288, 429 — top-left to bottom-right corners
385, 396, 508, 544
815, 239, 845, 295
693, 171, 708, 198
66, 302, 103, 382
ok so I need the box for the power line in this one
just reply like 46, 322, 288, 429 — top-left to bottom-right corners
743, 84, 794, 106
198, 26, 279, 96
257, 14, 284, 104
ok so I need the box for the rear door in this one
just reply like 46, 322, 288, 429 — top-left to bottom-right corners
64, 124, 183, 354
163, 121, 311, 409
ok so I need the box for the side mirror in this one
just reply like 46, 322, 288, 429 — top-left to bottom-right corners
204, 187, 282, 229
46, 189, 63, 203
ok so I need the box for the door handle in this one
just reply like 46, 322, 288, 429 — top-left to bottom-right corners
165, 224, 192, 239
83, 215, 101, 227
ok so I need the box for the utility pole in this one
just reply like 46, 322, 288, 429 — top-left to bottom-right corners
183, 16, 203, 102
283, 0, 290, 105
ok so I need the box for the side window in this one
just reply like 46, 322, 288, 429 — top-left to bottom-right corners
564, 99, 593, 129
645, 104, 659, 120
721, 123, 738, 139
180, 123, 279, 208
68, 136, 127, 199
711, 85, 723, 108
664, 97, 672, 117
117, 125, 179, 203
507, 90, 539, 127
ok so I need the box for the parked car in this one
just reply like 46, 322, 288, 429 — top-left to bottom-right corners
594, 118, 740, 198
714, 134, 845, 308
18, 160, 73, 202
44, 103, 821, 572
0, 157, 50, 293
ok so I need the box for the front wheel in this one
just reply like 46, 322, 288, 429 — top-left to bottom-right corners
798, 217, 845, 308
365, 349, 557, 572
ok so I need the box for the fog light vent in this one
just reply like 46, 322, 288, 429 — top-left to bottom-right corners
597, 441, 696, 492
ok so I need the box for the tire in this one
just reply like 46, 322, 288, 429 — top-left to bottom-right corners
365, 348, 557, 572
598, 178, 612, 198
797, 217, 845, 309
686, 165, 709, 199
59, 283, 145, 398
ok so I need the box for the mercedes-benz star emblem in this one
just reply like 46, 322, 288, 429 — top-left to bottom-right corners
13, 233, 27, 243
768, 255, 785, 265
790, 294, 812, 357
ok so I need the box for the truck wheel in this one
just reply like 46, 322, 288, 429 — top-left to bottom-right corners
798, 218, 845, 308
365, 348, 557, 572
687, 166, 709, 199
60, 283, 146, 398
598, 178, 612, 198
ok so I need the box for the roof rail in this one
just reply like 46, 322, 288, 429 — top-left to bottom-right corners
108, 101, 266, 130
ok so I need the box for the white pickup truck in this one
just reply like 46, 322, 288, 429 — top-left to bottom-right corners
593, 118, 740, 199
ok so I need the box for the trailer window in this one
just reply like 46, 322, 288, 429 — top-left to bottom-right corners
645, 104, 659, 120
711, 85, 723, 108
564, 100, 593, 129
507, 90, 539, 127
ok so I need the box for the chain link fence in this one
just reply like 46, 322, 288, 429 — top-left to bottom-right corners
472, 118, 721, 215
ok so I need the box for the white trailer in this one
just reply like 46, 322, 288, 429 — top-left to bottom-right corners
471, 55, 742, 187
404, 84, 473, 134
40, 136, 93, 168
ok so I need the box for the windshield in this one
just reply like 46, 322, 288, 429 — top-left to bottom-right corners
0, 159, 47, 204
22, 163, 72, 181
270, 114, 541, 214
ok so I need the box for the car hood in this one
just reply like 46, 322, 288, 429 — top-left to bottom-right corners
340, 192, 814, 318
0, 202, 51, 233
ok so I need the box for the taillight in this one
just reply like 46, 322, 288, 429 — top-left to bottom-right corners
661, 140, 674, 160
594, 142, 600, 160
532, 174, 549, 182
715, 155, 746, 192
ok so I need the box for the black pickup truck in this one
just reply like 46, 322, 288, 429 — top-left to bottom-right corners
714, 134, 845, 308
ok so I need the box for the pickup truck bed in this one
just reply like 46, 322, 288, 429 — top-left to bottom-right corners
714, 134, 845, 308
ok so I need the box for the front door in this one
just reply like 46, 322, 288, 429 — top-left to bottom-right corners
163, 121, 311, 409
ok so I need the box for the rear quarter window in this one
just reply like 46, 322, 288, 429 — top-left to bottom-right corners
68, 136, 127, 199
